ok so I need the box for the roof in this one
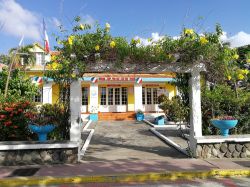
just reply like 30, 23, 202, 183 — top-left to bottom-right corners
83, 72, 175, 78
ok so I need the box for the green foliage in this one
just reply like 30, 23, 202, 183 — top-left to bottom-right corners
158, 96, 189, 123
0, 69, 38, 99
46, 17, 244, 84
201, 84, 250, 135
0, 54, 10, 65
0, 96, 35, 141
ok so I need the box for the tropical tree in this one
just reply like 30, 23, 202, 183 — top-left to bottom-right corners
4, 44, 35, 97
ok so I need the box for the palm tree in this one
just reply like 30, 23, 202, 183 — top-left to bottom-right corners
4, 44, 35, 97
9, 44, 35, 68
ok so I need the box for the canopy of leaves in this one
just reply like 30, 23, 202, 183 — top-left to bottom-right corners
46, 17, 246, 85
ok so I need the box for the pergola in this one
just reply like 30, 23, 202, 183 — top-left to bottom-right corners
69, 61, 206, 154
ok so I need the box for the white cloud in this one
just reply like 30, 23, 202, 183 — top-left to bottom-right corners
81, 14, 95, 26
220, 31, 250, 48
0, 0, 41, 40
51, 17, 61, 27
135, 32, 165, 46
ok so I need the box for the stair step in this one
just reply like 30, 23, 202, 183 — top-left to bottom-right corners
99, 112, 135, 121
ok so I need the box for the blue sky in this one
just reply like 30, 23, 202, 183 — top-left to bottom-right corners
1, 0, 250, 54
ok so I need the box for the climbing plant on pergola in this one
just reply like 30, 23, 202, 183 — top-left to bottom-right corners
46, 16, 247, 84
45, 16, 249, 146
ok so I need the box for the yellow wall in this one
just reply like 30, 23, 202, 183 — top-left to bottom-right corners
52, 84, 59, 104
26, 71, 43, 77
127, 86, 134, 111
165, 83, 176, 99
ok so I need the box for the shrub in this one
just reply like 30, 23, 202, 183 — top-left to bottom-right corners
158, 95, 189, 123
0, 95, 35, 141
201, 84, 250, 135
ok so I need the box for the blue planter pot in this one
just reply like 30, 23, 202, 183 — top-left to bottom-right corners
28, 124, 55, 142
211, 120, 238, 136
89, 114, 98, 121
136, 113, 144, 121
155, 116, 165, 125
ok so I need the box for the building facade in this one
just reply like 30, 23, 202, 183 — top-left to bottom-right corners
27, 44, 177, 121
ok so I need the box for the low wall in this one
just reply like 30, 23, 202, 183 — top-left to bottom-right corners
193, 135, 250, 159
196, 142, 250, 159
0, 141, 79, 166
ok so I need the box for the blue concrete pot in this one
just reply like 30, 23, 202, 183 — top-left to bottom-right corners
155, 116, 165, 125
136, 113, 144, 121
28, 124, 55, 142
89, 113, 98, 121
211, 120, 238, 136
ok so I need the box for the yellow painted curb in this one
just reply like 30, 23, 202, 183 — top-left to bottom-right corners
0, 169, 249, 187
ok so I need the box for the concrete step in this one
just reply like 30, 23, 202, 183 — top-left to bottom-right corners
99, 112, 135, 121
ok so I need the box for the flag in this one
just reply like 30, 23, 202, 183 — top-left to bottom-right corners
136, 77, 142, 84
43, 19, 50, 53
91, 77, 98, 83
32, 76, 43, 85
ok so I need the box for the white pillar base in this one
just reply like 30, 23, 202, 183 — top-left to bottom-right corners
89, 83, 99, 117
42, 83, 53, 104
134, 83, 143, 111
70, 80, 82, 142
189, 70, 202, 138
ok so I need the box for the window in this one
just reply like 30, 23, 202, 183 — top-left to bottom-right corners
146, 88, 152, 104
108, 88, 113, 105
142, 87, 145, 105
153, 88, 158, 104
36, 53, 43, 65
100, 87, 106, 105
121, 87, 127, 105
34, 88, 43, 103
82, 87, 88, 105
115, 88, 120, 105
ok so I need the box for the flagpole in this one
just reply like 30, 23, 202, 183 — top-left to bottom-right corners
4, 37, 23, 98
42, 18, 50, 103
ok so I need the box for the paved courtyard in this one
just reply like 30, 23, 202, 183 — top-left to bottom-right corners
82, 121, 187, 161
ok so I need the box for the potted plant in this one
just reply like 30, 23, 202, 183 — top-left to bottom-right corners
136, 110, 144, 121
28, 104, 59, 142
210, 116, 238, 136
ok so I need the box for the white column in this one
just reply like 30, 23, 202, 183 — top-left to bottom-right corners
42, 83, 52, 104
189, 70, 202, 138
89, 83, 99, 113
134, 83, 143, 111
70, 80, 82, 142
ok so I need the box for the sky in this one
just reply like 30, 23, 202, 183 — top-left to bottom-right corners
1, 0, 250, 54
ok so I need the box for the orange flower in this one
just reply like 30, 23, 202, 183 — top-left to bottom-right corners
4, 107, 14, 112
13, 126, 18, 129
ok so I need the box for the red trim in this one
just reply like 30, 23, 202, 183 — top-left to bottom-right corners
99, 77, 135, 81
